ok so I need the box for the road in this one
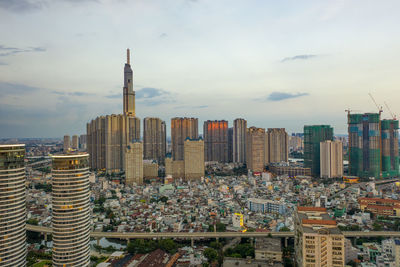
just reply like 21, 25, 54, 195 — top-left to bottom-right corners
26, 224, 400, 239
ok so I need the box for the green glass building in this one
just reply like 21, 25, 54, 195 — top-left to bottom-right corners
304, 125, 333, 176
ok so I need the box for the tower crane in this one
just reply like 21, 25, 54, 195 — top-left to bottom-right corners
368, 93, 383, 115
384, 101, 397, 120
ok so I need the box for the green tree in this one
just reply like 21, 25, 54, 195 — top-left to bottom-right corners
204, 248, 218, 263
159, 239, 178, 254
280, 226, 290, 232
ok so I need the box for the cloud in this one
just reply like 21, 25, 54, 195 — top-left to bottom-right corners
136, 87, 170, 99
281, 54, 318, 62
105, 93, 121, 99
0, 82, 40, 97
0, 45, 46, 57
159, 33, 168, 38
0, 62, 8, 66
266, 92, 309, 101
0, 0, 97, 13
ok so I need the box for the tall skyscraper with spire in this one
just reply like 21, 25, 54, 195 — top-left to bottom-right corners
123, 48, 135, 116
87, 49, 140, 173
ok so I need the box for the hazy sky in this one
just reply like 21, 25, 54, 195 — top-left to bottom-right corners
1, 0, 400, 138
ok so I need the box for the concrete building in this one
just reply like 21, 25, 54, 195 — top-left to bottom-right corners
265, 128, 289, 164
171, 117, 198, 161
125, 142, 143, 185
228, 127, 233, 163
304, 125, 334, 177
51, 153, 91, 267
246, 127, 266, 172
358, 197, 400, 217
79, 134, 87, 150
143, 117, 166, 164
295, 207, 345, 267
72, 134, 79, 150
233, 118, 247, 163
184, 139, 205, 180
255, 238, 283, 263
268, 164, 311, 177
247, 198, 287, 215
87, 50, 140, 173
204, 120, 229, 162
0, 144, 26, 267
144, 161, 158, 179
289, 135, 303, 152
320, 140, 343, 178
63, 134, 70, 152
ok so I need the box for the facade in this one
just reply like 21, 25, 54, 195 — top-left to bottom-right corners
72, 135, 79, 150
79, 134, 87, 150
0, 144, 26, 267
87, 50, 140, 173
203, 120, 229, 162
255, 238, 283, 263
265, 128, 289, 164
304, 125, 334, 177
247, 198, 287, 215
295, 207, 345, 267
289, 135, 303, 152
143, 161, 158, 179
320, 140, 343, 178
143, 117, 166, 163
184, 139, 205, 180
358, 197, 400, 217
51, 153, 91, 267
246, 127, 266, 172
348, 113, 381, 179
233, 118, 247, 163
125, 142, 143, 185
171, 117, 198, 161
381, 119, 399, 178
228, 127, 233, 163
123, 48, 135, 116
268, 164, 311, 177
63, 134, 70, 152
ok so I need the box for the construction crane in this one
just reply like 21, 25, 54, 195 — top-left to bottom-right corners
384, 101, 397, 120
368, 93, 383, 115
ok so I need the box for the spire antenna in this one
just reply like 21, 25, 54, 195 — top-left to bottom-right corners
127, 48, 130, 65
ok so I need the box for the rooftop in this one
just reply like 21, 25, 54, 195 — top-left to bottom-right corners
255, 237, 282, 252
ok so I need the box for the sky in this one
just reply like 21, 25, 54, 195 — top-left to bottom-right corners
1, 0, 400, 138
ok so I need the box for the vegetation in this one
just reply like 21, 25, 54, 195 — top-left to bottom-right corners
225, 243, 254, 258
208, 222, 226, 232
35, 183, 52, 192
93, 244, 118, 253
90, 255, 108, 265
27, 251, 52, 267
204, 248, 218, 263
279, 226, 291, 232
126, 238, 178, 255
283, 246, 294, 267
338, 225, 361, 231
27, 218, 39, 225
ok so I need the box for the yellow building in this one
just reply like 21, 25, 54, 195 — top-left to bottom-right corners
295, 207, 345, 267
124, 142, 143, 185
184, 139, 205, 180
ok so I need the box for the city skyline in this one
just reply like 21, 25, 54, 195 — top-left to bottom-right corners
1, 0, 400, 138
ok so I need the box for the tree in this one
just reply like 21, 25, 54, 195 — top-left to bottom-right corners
204, 248, 218, 263
210, 241, 222, 250
159, 239, 178, 254
280, 226, 290, 232
160, 196, 168, 203
27, 218, 38, 225
372, 222, 383, 231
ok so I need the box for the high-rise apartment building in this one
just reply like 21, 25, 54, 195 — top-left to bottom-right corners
228, 127, 233, 163
143, 117, 166, 163
246, 127, 266, 172
125, 142, 143, 185
184, 139, 205, 180
171, 117, 198, 160
79, 134, 87, 150
72, 134, 79, 150
265, 128, 288, 164
320, 140, 343, 178
203, 120, 228, 162
233, 118, 247, 163
0, 144, 26, 267
289, 135, 303, 152
304, 125, 334, 177
295, 207, 345, 267
51, 153, 91, 267
87, 50, 140, 173
63, 134, 70, 152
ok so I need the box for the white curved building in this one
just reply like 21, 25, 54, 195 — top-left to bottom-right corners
51, 153, 90, 267
0, 144, 26, 267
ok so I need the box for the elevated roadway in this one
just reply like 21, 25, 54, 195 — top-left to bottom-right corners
26, 224, 400, 239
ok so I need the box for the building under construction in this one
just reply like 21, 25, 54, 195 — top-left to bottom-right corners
348, 113, 399, 179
